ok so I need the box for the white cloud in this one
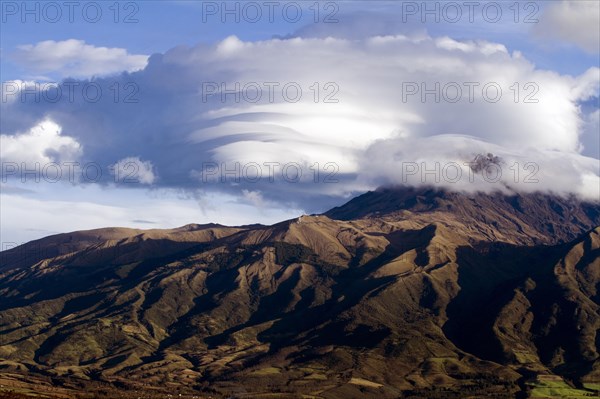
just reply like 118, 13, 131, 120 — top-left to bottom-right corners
0, 119, 82, 164
110, 157, 157, 185
1, 80, 47, 103
360, 134, 600, 200
13, 39, 149, 78
535, 0, 600, 53
2, 34, 599, 209
571, 67, 600, 100
241, 189, 265, 207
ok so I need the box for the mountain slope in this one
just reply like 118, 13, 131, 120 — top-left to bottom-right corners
0, 223, 245, 272
0, 187, 599, 398
326, 187, 600, 245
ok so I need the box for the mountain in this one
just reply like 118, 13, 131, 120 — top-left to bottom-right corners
1, 187, 599, 399
326, 187, 600, 245
0, 224, 245, 272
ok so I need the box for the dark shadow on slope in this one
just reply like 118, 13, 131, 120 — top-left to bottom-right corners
252, 228, 436, 354
443, 243, 561, 363
443, 239, 598, 383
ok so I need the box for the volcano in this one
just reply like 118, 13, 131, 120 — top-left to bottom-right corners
1, 187, 599, 398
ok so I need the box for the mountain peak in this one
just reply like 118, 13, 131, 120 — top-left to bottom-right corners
325, 186, 600, 245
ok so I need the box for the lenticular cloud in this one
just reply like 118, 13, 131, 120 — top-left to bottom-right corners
1, 34, 598, 203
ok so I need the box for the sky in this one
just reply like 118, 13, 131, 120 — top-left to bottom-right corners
1, 0, 599, 245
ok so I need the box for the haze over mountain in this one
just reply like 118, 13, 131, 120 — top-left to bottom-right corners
1, 186, 599, 398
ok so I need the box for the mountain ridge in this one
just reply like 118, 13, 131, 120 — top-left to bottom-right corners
1, 187, 599, 398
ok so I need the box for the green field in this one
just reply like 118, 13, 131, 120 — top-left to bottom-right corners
528, 379, 598, 398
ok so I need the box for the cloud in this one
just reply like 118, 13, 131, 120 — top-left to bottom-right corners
110, 157, 157, 185
131, 220, 157, 224
571, 67, 600, 102
1, 80, 47, 103
241, 189, 265, 207
12, 39, 149, 78
1, 34, 599, 209
535, 0, 600, 53
359, 134, 600, 200
0, 119, 82, 164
